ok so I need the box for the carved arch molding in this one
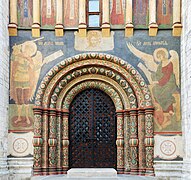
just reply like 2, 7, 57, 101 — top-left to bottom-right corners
33, 53, 154, 176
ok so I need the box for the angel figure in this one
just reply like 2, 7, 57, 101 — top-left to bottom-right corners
127, 43, 180, 130
10, 40, 43, 125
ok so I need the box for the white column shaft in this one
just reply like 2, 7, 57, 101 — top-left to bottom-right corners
102, 0, 110, 24
173, 0, 181, 23
126, 0, 133, 24
10, 0, 17, 24
56, 0, 63, 24
149, 0, 157, 24
33, 0, 40, 24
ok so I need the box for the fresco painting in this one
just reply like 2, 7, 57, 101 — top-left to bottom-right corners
18, 0, 33, 27
9, 37, 64, 132
110, 0, 125, 26
64, 0, 79, 28
74, 30, 114, 51
10, 30, 180, 133
133, 0, 149, 28
157, 0, 173, 28
41, 0, 56, 27
127, 43, 180, 132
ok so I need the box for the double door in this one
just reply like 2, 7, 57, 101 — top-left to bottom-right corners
69, 88, 117, 168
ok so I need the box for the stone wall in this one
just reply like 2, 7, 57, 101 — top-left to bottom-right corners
181, 0, 191, 178
0, 0, 9, 179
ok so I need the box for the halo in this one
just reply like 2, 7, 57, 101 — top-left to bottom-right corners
153, 48, 169, 63
21, 41, 37, 57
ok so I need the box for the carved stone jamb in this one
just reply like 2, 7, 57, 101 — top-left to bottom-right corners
56, 109, 62, 174
116, 110, 125, 174
144, 107, 155, 176
32, 0, 41, 37
124, 110, 131, 174
41, 109, 49, 175
33, 107, 43, 176
138, 109, 146, 175
125, 0, 134, 37
129, 109, 138, 175
48, 109, 57, 175
8, 0, 18, 36
61, 109, 69, 173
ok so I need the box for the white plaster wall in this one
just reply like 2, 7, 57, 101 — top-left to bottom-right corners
181, 0, 191, 179
0, 0, 9, 179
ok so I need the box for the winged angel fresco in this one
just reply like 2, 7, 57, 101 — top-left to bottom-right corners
10, 38, 63, 125
127, 43, 180, 130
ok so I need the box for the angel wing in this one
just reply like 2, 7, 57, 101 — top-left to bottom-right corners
169, 50, 180, 88
29, 51, 43, 101
127, 42, 158, 72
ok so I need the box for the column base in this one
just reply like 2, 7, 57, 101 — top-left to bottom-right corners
78, 24, 87, 37
102, 23, 111, 37
8, 23, 18, 36
55, 24, 64, 37
130, 169, 138, 175
149, 23, 158, 36
172, 23, 182, 36
32, 23, 41, 37
117, 168, 124, 174
138, 169, 146, 176
125, 23, 134, 37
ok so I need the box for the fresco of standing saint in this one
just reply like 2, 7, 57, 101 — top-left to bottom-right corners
18, 0, 33, 27
157, 0, 173, 28
64, 0, 79, 28
133, 0, 149, 27
110, 0, 125, 25
41, 0, 56, 28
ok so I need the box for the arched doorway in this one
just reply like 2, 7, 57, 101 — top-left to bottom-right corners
69, 88, 117, 168
33, 53, 154, 176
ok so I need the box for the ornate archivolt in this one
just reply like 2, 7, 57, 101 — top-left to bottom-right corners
33, 53, 154, 176
36, 54, 152, 108
58, 77, 126, 110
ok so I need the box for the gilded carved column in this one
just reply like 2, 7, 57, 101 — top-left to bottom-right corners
116, 110, 124, 173
48, 109, 57, 175
32, 0, 41, 37
172, 0, 182, 36
41, 109, 49, 175
102, 0, 110, 37
124, 110, 131, 174
78, 0, 87, 37
8, 0, 18, 36
62, 109, 69, 173
55, 0, 64, 36
56, 110, 62, 174
33, 107, 43, 175
129, 109, 138, 175
138, 109, 146, 175
149, 0, 158, 36
145, 107, 155, 176
125, 0, 134, 37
